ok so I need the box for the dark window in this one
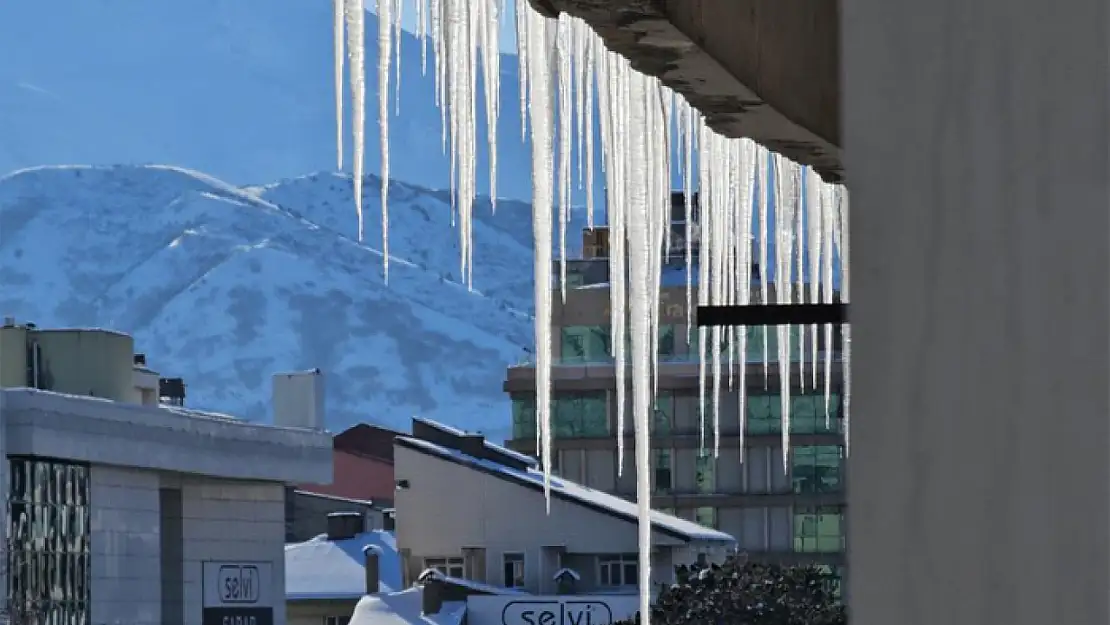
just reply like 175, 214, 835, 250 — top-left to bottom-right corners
8, 457, 91, 625
652, 450, 672, 493
502, 553, 525, 588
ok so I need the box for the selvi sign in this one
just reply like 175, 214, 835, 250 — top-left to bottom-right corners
467, 596, 641, 625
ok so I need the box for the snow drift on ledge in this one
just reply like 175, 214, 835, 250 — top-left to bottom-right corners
0, 164, 577, 441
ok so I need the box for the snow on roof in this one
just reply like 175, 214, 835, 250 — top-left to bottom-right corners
417, 569, 528, 596
293, 489, 375, 507
350, 588, 465, 625
412, 417, 538, 468
285, 530, 402, 600
396, 436, 735, 544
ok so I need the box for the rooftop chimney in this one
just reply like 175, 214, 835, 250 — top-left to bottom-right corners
326, 511, 362, 541
383, 509, 396, 532
2, 317, 15, 328
133, 353, 147, 366
272, 369, 325, 429
364, 545, 382, 595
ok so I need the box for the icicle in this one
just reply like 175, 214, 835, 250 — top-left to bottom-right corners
556, 17, 572, 303
838, 188, 851, 454
806, 168, 822, 390
773, 155, 793, 473
344, 0, 366, 242
478, 0, 501, 213
416, 0, 428, 74
516, 0, 529, 142
821, 182, 836, 425
793, 163, 805, 387
583, 28, 596, 228
525, 7, 556, 509
695, 120, 711, 453
683, 102, 695, 348
757, 148, 770, 389
623, 69, 654, 625
393, 0, 403, 115
608, 55, 630, 475
378, 0, 393, 279
333, 0, 345, 172
737, 140, 756, 459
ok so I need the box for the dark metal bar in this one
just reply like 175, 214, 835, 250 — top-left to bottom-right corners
696, 303, 848, 327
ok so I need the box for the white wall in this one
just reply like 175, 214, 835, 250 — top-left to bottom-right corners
180, 478, 287, 625
90, 466, 162, 625
88, 466, 288, 625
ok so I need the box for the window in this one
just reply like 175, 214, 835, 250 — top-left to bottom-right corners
553, 391, 609, 437
658, 325, 678, 360
424, 556, 465, 578
793, 506, 844, 553
652, 391, 674, 435
8, 458, 91, 625
746, 392, 842, 435
790, 393, 842, 434
560, 325, 612, 363
815, 565, 844, 602
694, 325, 806, 363
695, 452, 716, 493
694, 507, 717, 528
503, 552, 526, 588
598, 554, 638, 587
511, 393, 537, 440
792, 446, 843, 494
325, 617, 352, 625
652, 449, 673, 493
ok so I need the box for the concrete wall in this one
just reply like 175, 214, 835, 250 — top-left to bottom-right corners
89, 467, 288, 625
842, 0, 1110, 621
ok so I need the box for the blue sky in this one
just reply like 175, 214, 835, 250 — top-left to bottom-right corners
367, 0, 519, 54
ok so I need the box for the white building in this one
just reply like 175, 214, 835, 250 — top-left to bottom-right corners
0, 321, 332, 625
393, 418, 736, 594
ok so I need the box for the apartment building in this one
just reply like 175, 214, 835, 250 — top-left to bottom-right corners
0, 319, 333, 625
392, 417, 735, 596
502, 194, 846, 579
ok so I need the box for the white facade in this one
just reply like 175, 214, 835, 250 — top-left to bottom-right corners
0, 387, 332, 625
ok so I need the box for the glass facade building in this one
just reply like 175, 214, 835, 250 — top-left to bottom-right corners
7, 457, 91, 625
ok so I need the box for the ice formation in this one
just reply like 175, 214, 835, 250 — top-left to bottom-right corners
332, 1, 849, 620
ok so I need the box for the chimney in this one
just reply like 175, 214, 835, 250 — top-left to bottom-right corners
133, 353, 147, 366
326, 512, 362, 541
363, 545, 382, 595
2, 317, 15, 328
383, 509, 396, 532
419, 573, 444, 615
272, 369, 325, 429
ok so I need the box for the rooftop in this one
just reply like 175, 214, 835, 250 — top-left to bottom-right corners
285, 530, 402, 601
396, 421, 735, 544
350, 588, 466, 625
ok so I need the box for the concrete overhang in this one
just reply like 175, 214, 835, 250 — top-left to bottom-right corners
528, 0, 842, 182
0, 388, 333, 484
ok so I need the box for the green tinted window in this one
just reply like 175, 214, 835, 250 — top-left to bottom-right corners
695, 452, 716, 493
746, 393, 841, 434
652, 391, 674, 435
792, 445, 844, 494
560, 325, 612, 363
793, 506, 844, 553
694, 506, 717, 529
511, 394, 536, 440
553, 391, 609, 437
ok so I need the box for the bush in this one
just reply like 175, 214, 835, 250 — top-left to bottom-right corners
617, 557, 846, 625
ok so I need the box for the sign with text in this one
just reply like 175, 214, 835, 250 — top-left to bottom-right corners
201, 607, 274, 625
467, 596, 640, 625
202, 562, 275, 608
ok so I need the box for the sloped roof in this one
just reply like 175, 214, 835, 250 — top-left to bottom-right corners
285, 530, 402, 600
396, 433, 735, 544
350, 588, 466, 625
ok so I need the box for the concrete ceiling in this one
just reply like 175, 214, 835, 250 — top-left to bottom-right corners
528, 0, 842, 183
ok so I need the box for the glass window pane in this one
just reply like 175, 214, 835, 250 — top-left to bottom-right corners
658, 325, 677, 360
695, 452, 716, 493
554, 392, 609, 437
694, 506, 716, 528
653, 450, 672, 493
561, 326, 588, 363
511, 394, 537, 440
652, 392, 673, 434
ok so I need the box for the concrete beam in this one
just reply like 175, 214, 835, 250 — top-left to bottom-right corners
527, 0, 842, 182
844, 0, 1110, 621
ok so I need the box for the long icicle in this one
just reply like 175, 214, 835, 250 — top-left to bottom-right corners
344, 0, 366, 241
378, 0, 393, 279
333, 0, 345, 171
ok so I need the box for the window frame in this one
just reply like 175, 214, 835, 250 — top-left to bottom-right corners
652, 449, 673, 494
324, 617, 352, 625
598, 554, 638, 588
694, 451, 716, 494
502, 552, 526, 589
793, 506, 845, 553
423, 556, 465, 578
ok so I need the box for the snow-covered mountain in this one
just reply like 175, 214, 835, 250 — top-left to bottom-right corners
0, 0, 533, 201
0, 164, 560, 441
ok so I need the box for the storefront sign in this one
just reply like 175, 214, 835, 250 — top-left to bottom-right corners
202, 561, 275, 625
467, 596, 640, 625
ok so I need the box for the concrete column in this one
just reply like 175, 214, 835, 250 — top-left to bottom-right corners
842, 1, 1110, 624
